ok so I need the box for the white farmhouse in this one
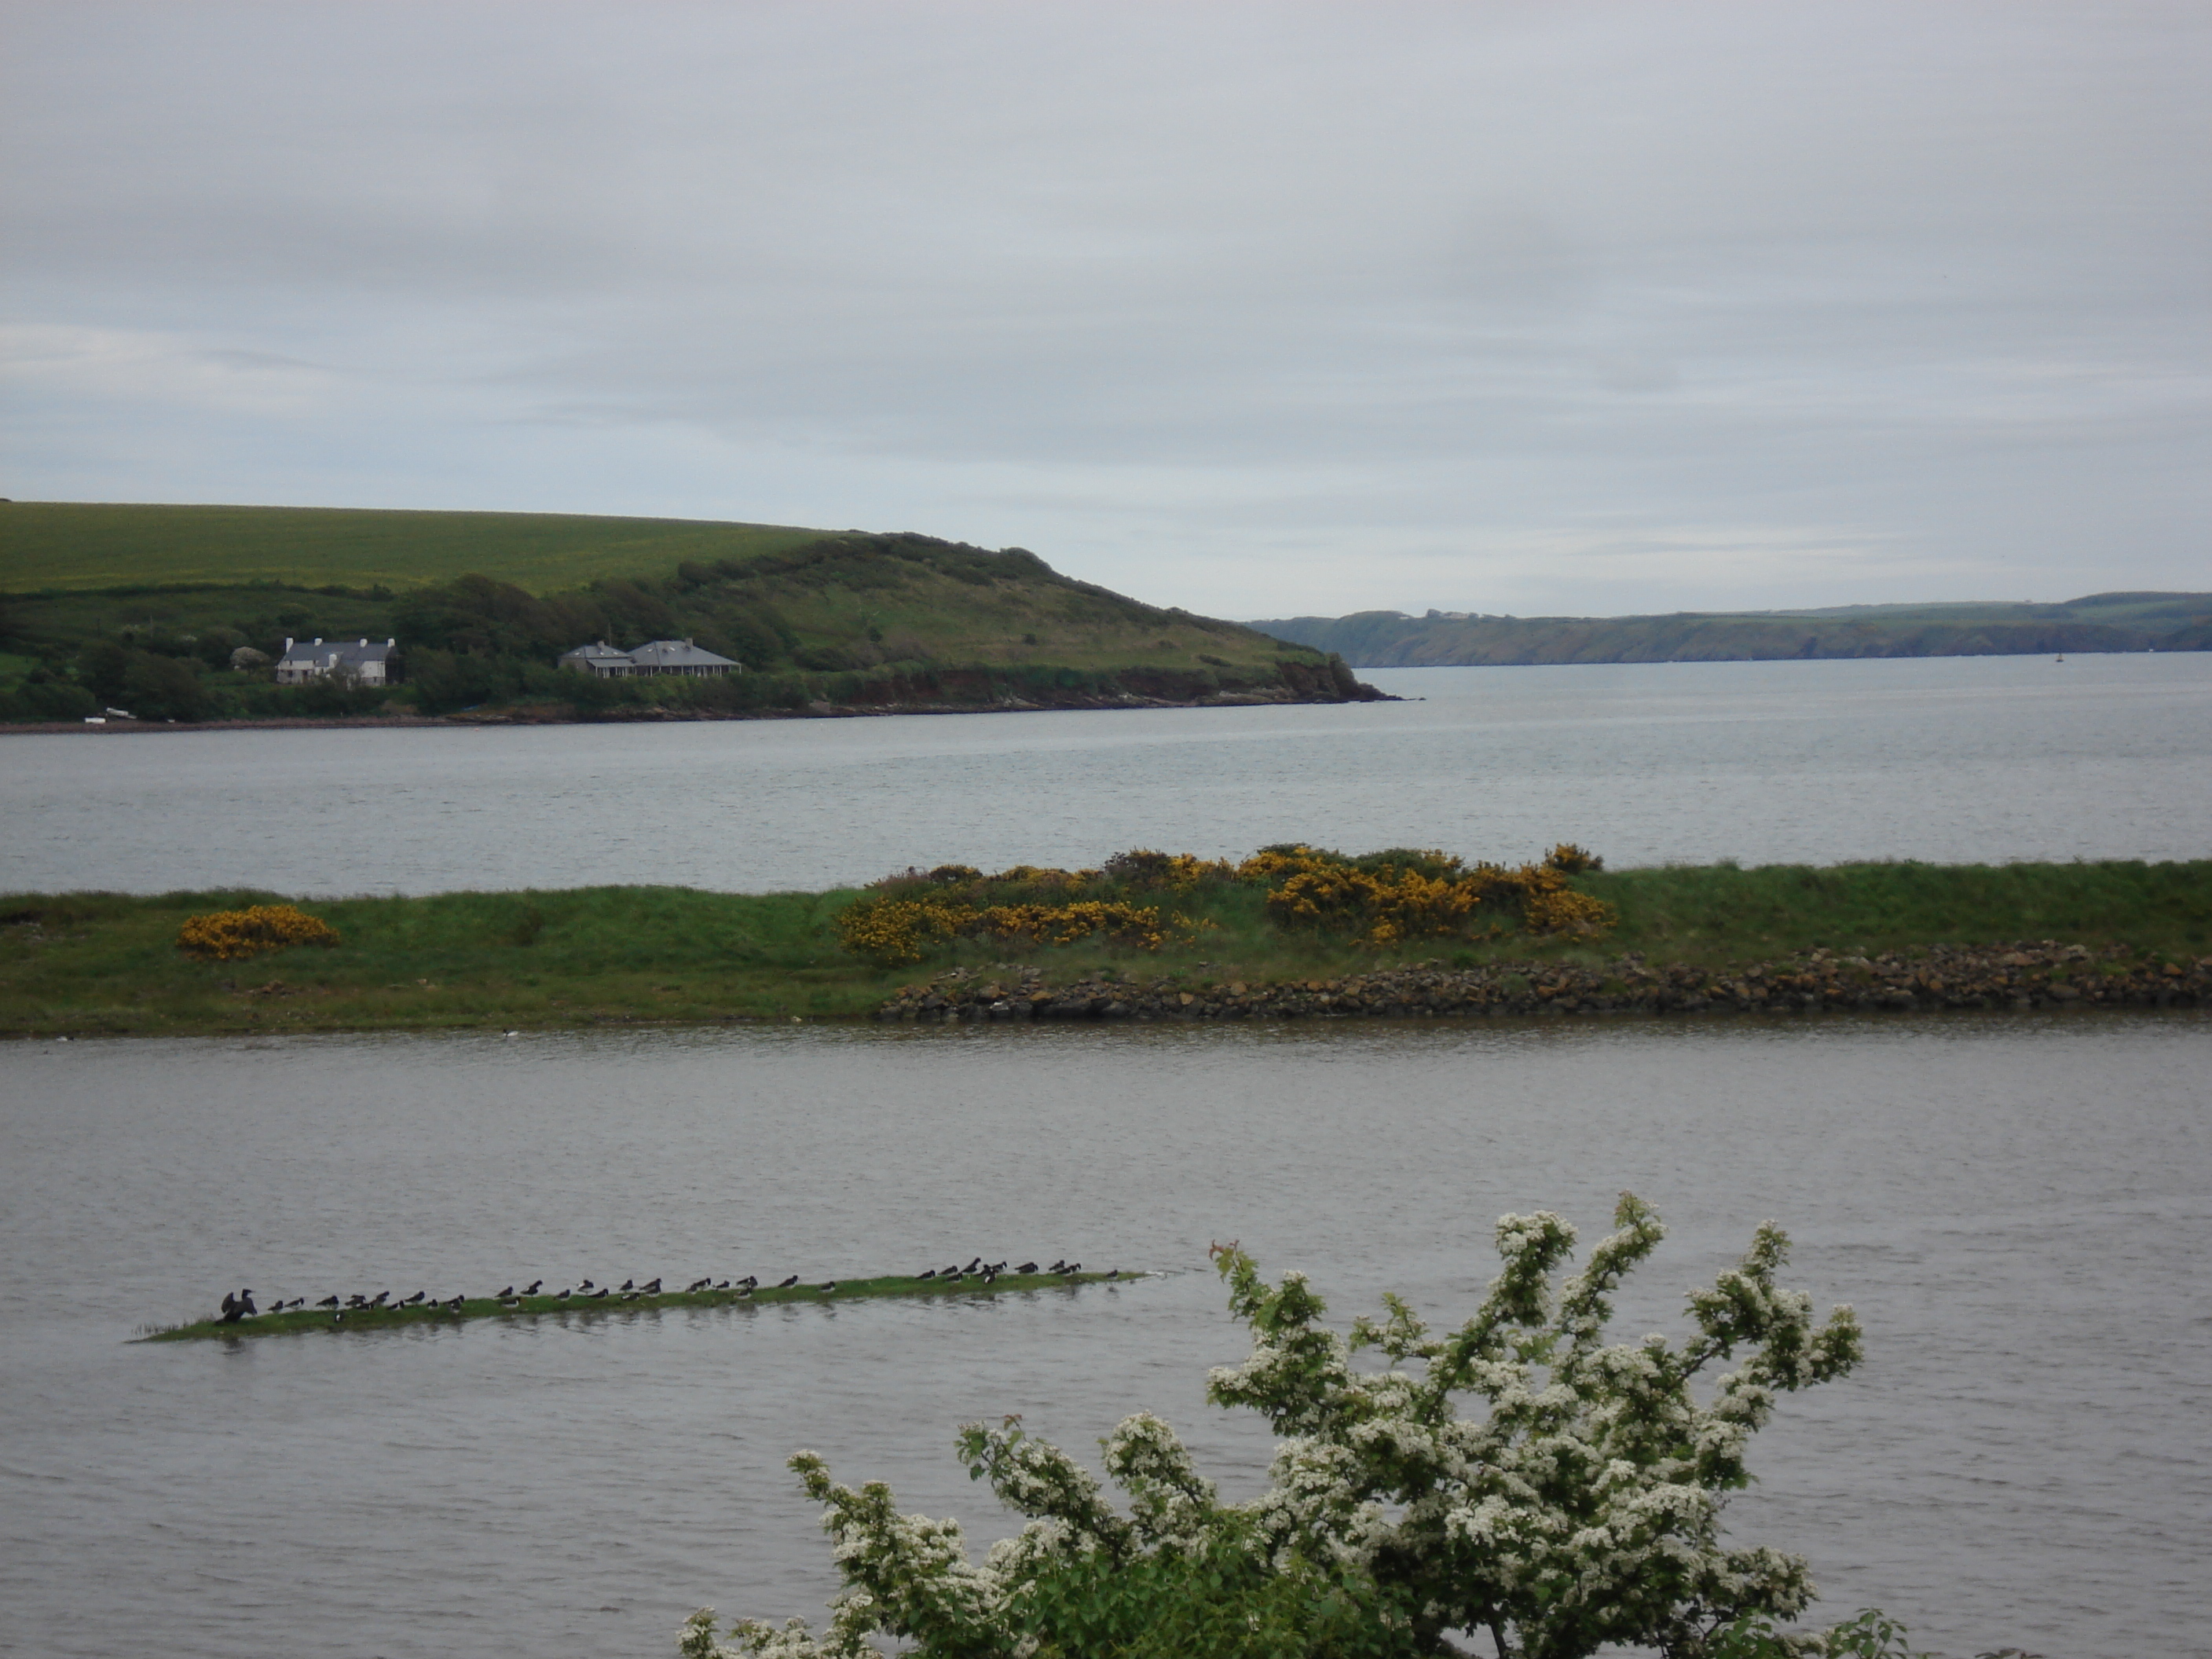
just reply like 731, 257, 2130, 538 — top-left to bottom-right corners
276, 638, 397, 685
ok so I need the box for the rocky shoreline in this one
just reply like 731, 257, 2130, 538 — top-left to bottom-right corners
878, 941, 2211, 1024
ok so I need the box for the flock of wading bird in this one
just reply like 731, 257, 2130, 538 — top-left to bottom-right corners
210, 1257, 1115, 1325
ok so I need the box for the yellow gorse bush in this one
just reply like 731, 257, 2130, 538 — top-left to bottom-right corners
176, 904, 341, 961
836, 892, 1206, 966
1236, 845, 1617, 945
835, 844, 1615, 965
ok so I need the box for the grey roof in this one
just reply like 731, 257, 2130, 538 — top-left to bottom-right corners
558, 641, 635, 663
624, 638, 738, 668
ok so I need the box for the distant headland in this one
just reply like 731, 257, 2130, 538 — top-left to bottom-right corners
1252, 593, 2212, 667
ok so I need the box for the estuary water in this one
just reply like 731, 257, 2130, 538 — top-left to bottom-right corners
2, 652, 2209, 895
2, 1016, 2209, 1659
2, 652, 2210, 1658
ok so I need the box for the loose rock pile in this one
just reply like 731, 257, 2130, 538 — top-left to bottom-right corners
877, 942, 2210, 1023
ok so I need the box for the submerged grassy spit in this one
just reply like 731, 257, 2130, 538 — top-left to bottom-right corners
143, 1270, 1129, 1342
4, 857, 2207, 1037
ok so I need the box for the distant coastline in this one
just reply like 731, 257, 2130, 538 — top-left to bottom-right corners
1253, 591, 2212, 668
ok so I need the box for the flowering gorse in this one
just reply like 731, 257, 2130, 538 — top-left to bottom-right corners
683, 1196, 1868, 1659
175, 903, 340, 960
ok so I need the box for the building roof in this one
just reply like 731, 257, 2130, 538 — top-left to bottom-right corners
278, 638, 394, 667
558, 641, 635, 664
624, 638, 738, 668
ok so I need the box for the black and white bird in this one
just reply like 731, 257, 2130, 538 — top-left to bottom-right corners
619, 1280, 635, 1294
640, 1278, 661, 1295
736, 1285, 753, 1299
819, 1281, 839, 1295
402, 1291, 426, 1306
1016, 1262, 1038, 1275
317, 1295, 340, 1310
1106, 1269, 1121, 1280
964, 1258, 983, 1273
917, 1269, 936, 1280
368, 1291, 390, 1306
555, 1287, 573, 1300
738, 1276, 759, 1290
579, 1280, 596, 1291
776, 1275, 799, 1289
523, 1280, 544, 1296
1063, 1263, 1082, 1276
497, 1286, 515, 1299
588, 1286, 610, 1299
1048, 1260, 1067, 1273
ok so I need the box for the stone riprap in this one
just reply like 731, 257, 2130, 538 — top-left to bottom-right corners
877, 943, 2210, 1024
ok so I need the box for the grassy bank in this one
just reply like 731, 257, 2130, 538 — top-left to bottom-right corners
4, 858, 2207, 1037
144, 1269, 1127, 1342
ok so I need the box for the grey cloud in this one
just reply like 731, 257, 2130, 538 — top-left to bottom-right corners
2, 0, 2205, 615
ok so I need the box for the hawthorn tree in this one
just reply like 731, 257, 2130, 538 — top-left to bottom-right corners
684, 1196, 1878, 1659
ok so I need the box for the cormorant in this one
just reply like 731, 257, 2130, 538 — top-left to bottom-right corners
964, 1258, 982, 1273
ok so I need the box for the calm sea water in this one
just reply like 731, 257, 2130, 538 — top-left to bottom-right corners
3, 654, 2208, 1657
2, 1016, 2208, 1659
2, 653, 2208, 895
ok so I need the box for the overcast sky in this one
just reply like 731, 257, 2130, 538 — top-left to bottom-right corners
3, 2, 2206, 618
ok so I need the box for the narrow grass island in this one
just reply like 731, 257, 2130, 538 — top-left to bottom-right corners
5, 850, 2207, 1038
144, 1266, 1132, 1343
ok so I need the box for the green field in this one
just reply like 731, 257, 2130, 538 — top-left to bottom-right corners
0, 501, 828, 593
4, 857, 2203, 1038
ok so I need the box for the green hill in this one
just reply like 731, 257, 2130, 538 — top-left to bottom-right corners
1254, 593, 2212, 665
0, 500, 827, 592
0, 503, 1372, 723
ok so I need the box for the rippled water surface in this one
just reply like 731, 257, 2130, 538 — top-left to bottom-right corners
3, 653, 2208, 895
3, 1016, 2207, 1658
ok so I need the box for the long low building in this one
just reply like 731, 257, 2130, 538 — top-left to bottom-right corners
558, 639, 741, 678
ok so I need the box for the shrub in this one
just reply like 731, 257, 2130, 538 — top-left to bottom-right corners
681, 1196, 1879, 1659
1236, 846, 1617, 944
176, 904, 340, 961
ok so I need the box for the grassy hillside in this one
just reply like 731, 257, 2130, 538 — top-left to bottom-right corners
0, 501, 827, 592
2, 856, 2204, 1037
0, 507, 1363, 722
1257, 593, 2212, 666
